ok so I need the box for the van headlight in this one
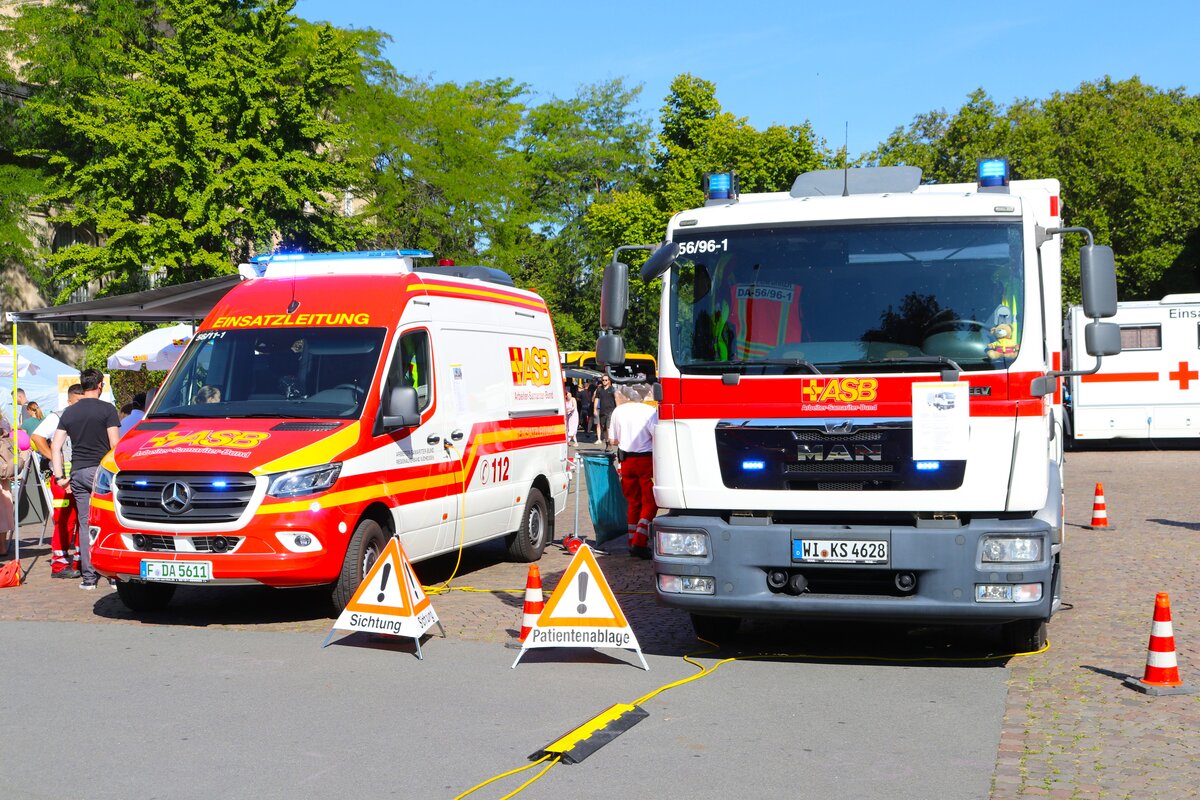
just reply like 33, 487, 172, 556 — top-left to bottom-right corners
93, 466, 116, 495
267, 464, 342, 498
981, 536, 1042, 563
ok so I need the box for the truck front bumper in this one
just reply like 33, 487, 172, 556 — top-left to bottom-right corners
652, 514, 1057, 625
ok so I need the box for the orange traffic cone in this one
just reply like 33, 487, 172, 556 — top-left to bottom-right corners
517, 564, 544, 643
1124, 592, 1194, 696
1083, 482, 1115, 530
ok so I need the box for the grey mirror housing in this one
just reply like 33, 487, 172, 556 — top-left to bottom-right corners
641, 242, 679, 283
382, 385, 420, 429
1085, 321, 1122, 356
600, 261, 630, 330
595, 332, 625, 368
1080, 245, 1118, 319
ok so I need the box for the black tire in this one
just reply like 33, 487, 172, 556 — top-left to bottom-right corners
331, 518, 388, 612
690, 613, 741, 643
115, 581, 176, 612
507, 487, 550, 562
1002, 618, 1048, 653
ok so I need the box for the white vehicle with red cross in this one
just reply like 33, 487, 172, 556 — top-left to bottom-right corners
1065, 295, 1200, 441
598, 160, 1120, 650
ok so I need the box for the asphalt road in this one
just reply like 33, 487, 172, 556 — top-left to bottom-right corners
0, 620, 1007, 800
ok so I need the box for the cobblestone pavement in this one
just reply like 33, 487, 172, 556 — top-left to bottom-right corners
2, 443, 1198, 798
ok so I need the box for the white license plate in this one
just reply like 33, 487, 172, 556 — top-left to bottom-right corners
793, 539, 889, 564
139, 560, 213, 583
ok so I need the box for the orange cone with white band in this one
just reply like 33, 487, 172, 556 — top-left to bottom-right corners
1083, 482, 1115, 530
518, 564, 544, 643
1125, 592, 1194, 696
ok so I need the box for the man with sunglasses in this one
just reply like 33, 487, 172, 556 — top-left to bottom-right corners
592, 375, 617, 449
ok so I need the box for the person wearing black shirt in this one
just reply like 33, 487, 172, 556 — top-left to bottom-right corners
592, 375, 617, 449
51, 368, 119, 590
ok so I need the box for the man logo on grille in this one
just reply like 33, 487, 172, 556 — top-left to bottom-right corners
161, 481, 193, 515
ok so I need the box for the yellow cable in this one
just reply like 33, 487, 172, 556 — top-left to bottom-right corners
450, 755, 556, 800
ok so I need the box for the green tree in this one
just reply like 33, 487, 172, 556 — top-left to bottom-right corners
6, 0, 371, 299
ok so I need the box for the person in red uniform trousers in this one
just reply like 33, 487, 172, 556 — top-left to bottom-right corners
607, 384, 658, 559
31, 384, 84, 577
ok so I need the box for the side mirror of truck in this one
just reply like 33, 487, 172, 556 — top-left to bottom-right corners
1079, 245, 1118, 319
600, 260, 629, 330
641, 242, 679, 283
595, 332, 626, 369
382, 386, 420, 429
1084, 321, 1122, 357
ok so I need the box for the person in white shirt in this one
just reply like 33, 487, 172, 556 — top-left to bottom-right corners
117, 392, 146, 437
607, 384, 658, 559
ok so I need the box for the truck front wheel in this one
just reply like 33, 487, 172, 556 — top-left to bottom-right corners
1002, 618, 1048, 653
115, 581, 176, 612
331, 518, 387, 612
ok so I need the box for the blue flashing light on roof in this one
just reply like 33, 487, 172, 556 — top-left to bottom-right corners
703, 171, 739, 204
977, 158, 1010, 189
250, 249, 434, 264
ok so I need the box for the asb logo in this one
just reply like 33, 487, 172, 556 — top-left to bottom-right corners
145, 430, 271, 449
509, 346, 551, 386
801, 378, 879, 403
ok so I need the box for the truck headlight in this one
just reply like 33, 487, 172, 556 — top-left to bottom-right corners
656, 529, 709, 557
267, 464, 342, 498
981, 536, 1041, 563
93, 466, 115, 495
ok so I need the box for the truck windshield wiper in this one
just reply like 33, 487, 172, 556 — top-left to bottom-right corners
831, 355, 963, 373
688, 359, 822, 375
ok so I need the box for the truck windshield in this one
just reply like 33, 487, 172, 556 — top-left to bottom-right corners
668, 222, 1024, 374
149, 327, 387, 420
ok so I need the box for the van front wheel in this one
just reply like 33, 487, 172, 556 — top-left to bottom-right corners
332, 518, 387, 611
507, 488, 550, 562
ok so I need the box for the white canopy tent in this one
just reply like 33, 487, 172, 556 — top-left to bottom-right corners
107, 323, 195, 372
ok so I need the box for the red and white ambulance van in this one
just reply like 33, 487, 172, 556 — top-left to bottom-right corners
90, 250, 569, 612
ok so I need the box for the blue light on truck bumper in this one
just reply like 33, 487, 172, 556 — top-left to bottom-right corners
659, 575, 715, 595
655, 528, 709, 557
975, 583, 1043, 603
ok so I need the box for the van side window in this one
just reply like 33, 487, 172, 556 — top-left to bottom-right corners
388, 330, 432, 411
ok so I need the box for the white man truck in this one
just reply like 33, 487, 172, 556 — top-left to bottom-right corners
1065, 295, 1200, 441
598, 161, 1120, 650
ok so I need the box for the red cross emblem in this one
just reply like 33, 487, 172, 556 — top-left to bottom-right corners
1168, 361, 1198, 390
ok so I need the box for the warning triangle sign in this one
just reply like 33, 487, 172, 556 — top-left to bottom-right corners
330, 536, 440, 642
512, 544, 647, 670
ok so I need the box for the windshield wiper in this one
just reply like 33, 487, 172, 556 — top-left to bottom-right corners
688, 359, 822, 375
831, 355, 963, 373
239, 412, 322, 419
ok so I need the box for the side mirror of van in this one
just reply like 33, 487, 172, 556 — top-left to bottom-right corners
600, 260, 629, 331
382, 386, 420, 429
1080, 245, 1118, 319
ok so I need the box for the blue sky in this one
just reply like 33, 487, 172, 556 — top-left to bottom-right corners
295, 0, 1198, 158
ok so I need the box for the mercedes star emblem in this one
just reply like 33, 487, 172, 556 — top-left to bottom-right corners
161, 481, 193, 515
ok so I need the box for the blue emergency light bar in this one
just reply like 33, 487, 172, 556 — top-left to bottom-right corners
704, 172, 739, 203
914, 461, 942, 472
250, 249, 434, 263
741, 459, 766, 471
977, 158, 1009, 188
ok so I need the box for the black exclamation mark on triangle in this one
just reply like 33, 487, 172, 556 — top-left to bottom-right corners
576, 572, 588, 614
376, 563, 392, 603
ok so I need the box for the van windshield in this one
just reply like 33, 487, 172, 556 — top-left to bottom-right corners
149, 327, 387, 420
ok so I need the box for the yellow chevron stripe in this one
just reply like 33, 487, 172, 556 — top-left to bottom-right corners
92, 498, 115, 511
252, 422, 362, 476
424, 283, 546, 310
